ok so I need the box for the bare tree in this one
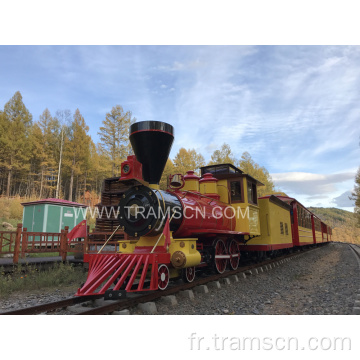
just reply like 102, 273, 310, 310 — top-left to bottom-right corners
54, 109, 71, 198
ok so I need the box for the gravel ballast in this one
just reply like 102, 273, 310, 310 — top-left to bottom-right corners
1, 243, 358, 315
155, 243, 359, 315
0, 287, 78, 313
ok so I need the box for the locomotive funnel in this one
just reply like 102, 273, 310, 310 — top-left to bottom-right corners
129, 121, 174, 186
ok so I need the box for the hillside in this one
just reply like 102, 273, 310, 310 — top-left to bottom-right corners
308, 207, 360, 245
308, 207, 357, 228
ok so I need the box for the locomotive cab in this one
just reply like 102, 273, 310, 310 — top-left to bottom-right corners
200, 164, 263, 236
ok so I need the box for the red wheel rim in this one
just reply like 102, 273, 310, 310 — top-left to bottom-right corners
184, 266, 195, 283
214, 239, 228, 274
228, 239, 240, 270
158, 264, 169, 290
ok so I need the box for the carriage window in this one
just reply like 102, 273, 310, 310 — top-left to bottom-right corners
230, 181, 242, 202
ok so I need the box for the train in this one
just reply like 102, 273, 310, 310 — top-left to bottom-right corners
76, 120, 331, 298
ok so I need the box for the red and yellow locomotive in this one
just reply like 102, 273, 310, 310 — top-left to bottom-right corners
76, 121, 331, 298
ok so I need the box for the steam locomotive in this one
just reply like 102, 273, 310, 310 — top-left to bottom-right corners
76, 121, 331, 298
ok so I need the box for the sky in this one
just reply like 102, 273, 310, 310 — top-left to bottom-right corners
0, 45, 359, 211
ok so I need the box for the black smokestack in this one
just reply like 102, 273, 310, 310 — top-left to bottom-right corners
129, 121, 174, 185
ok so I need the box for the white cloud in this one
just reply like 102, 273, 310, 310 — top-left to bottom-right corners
332, 191, 355, 208
272, 172, 355, 183
271, 171, 356, 197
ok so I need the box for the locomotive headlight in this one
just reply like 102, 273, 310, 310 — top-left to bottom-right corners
129, 203, 140, 217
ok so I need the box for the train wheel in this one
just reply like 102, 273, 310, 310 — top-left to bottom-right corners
214, 239, 228, 274
182, 266, 196, 283
158, 264, 169, 290
228, 239, 240, 270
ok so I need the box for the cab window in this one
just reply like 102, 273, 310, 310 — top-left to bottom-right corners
247, 181, 258, 205
230, 181, 242, 202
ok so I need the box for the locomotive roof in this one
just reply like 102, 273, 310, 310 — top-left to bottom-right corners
201, 163, 264, 186
260, 194, 292, 211
201, 163, 243, 176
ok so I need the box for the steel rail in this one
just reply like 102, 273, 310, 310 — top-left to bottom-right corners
0, 295, 102, 315
349, 244, 360, 260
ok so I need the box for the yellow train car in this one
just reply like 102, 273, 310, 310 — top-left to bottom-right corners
240, 195, 293, 251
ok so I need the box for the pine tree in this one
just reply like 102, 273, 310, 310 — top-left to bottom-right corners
87, 142, 112, 195
63, 109, 91, 201
173, 148, 205, 176
208, 143, 236, 165
0, 110, 6, 194
0, 91, 32, 196
239, 152, 277, 197
98, 105, 136, 177
351, 168, 360, 224
33, 109, 59, 197
29, 123, 45, 196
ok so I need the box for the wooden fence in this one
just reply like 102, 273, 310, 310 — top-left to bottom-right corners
0, 224, 84, 264
0, 224, 122, 264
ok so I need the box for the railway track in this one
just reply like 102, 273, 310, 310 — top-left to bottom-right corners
349, 243, 360, 261
0, 294, 103, 315
1, 245, 325, 315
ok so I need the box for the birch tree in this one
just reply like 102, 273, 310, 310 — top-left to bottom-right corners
54, 109, 71, 198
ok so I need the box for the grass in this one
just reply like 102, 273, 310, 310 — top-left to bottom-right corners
0, 262, 87, 299
0, 217, 19, 229
1, 252, 77, 258
0, 197, 24, 226
27, 252, 61, 258
27, 252, 76, 257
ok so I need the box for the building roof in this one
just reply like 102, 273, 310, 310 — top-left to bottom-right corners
21, 198, 87, 208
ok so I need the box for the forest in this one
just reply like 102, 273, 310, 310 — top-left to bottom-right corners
1, 90, 360, 241
0, 91, 279, 202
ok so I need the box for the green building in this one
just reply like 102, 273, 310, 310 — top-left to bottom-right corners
21, 198, 87, 233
